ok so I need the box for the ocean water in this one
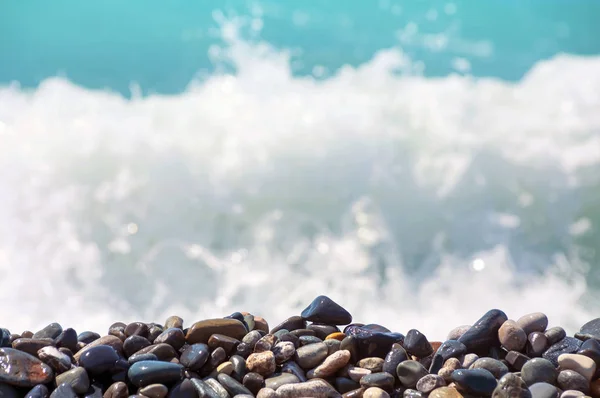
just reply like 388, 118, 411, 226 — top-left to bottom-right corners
1, 1, 599, 340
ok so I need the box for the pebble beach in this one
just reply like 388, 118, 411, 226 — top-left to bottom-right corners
1, 296, 599, 398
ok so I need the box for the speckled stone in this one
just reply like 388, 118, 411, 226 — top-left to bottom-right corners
416, 374, 446, 394
363, 387, 391, 398
254, 334, 277, 353
277, 379, 339, 398
246, 350, 277, 377
348, 365, 371, 382
558, 353, 596, 381
451, 368, 497, 396
256, 387, 278, 398
0, 347, 54, 387
470, 357, 509, 379
429, 386, 464, 398
397, 360, 429, 388
138, 383, 169, 398
517, 313, 549, 336
307, 349, 351, 378
543, 337, 583, 366
499, 320, 527, 352
438, 358, 462, 382
127, 360, 184, 388
528, 382, 559, 398
521, 358, 557, 386
358, 357, 385, 373
294, 341, 328, 369
458, 309, 508, 355
557, 369, 589, 395
186, 319, 247, 344
492, 373, 531, 398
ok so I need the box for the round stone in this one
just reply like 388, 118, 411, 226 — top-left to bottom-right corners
165, 316, 184, 330
179, 343, 210, 371
218, 373, 254, 396
357, 357, 385, 373
404, 329, 433, 358
246, 351, 276, 377
294, 342, 328, 369
360, 372, 395, 390
470, 357, 509, 379
557, 370, 589, 395
558, 353, 596, 381
521, 358, 557, 386
397, 360, 429, 388
55, 367, 90, 394
103, 381, 129, 398
154, 328, 185, 351
560, 390, 588, 398
451, 368, 497, 396
243, 372, 265, 395
273, 341, 295, 364
383, 343, 408, 376
517, 313, 549, 336
429, 386, 464, 398
363, 387, 391, 398
545, 327, 567, 346
127, 360, 184, 388
527, 332, 549, 358
528, 382, 559, 398
498, 320, 527, 352
492, 373, 532, 398
78, 345, 119, 374
123, 335, 151, 358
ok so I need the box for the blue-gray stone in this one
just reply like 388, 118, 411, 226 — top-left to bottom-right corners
128, 352, 158, 365
55, 328, 78, 352
0, 329, 11, 348
24, 384, 49, 398
127, 360, 184, 388
33, 323, 63, 340
78, 345, 119, 374
383, 343, 408, 377
575, 318, 600, 342
542, 337, 582, 366
50, 383, 78, 398
429, 340, 467, 374
77, 331, 100, 344
578, 338, 600, 366
521, 358, 557, 386
458, 309, 508, 355
451, 368, 497, 396
360, 372, 395, 390
190, 378, 222, 398
528, 382, 559, 398
404, 329, 433, 358
180, 343, 210, 371
301, 295, 352, 325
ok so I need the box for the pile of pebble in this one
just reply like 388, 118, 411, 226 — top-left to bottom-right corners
1, 296, 600, 398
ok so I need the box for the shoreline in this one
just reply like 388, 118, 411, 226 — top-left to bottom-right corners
1, 295, 598, 397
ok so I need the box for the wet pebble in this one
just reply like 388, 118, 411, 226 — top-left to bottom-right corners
557, 369, 589, 395
545, 327, 567, 346
179, 343, 211, 370
12, 338, 54, 356
471, 357, 509, 379
527, 332, 550, 358
451, 368, 497, 396
277, 379, 339, 398
186, 319, 247, 344
265, 373, 300, 390
243, 372, 265, 395
55, 366, 89, 394
301, 295, 352, 326
416, 374, 446, 394
364, 387, 391, 398
282, 360, 307, 382
430, 340, 467, 374
294, 342, 328, 369
154, 328, 185, 351
492, 373, 531, 398
383, 343, 408, 377
38, 346, 72, 374
218, 372, 254, 396
499, 320, 527, 352
246, 350, 276, 377
50, 383, 77, 398
397, 360, 429, 388
521, 358, 557, 386
103, 381, 129, 398
307, 349, 351, 378
517, 313, 549, 336
127, 360, 184, 388
360, 372, 395, 390
543, 337, 583, 366
458, 309, 508, 355
24, 384, 49, 398
528, 382, 559, 398
0, 347, 54, 387
79, 345, 119, 374
558, 353, 596, 381
404, 330, 433, 358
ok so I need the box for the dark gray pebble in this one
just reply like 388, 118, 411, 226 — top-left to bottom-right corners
78, 345, 119, 374
218, 373, 253, 396
154, 327, 186, 351
49, 384, 77, 398
506, 351, 530, 371
528, 382, 559, 398
127, 360, 184, 388
575, 318, 600, 342
282, 360, 307, 382
265, 373, 300, 390
124, 322, 149, 339
360, 372, 395, 390
123, 335, 151, 358
383, 343, 408, 377
169, 379, 197, 398
335, 377, 360, 394
557, 370, 589, 394
301, 295, 352, 325
298, 335, 323, 346
230, 354, 247, 382
0, 329, 11, 347
344, 325, 404, 359
83, 383, 103, 398
396, 360, 428, 388
325, 338, 341, 355
577, 338, 600, 366
542, 337, 582, 366
190, 378, 222, 398
308, 324, 340, 340
33, 323, 63, 340
544, 327, 566, 346
77, 331, 100, 344
458, 309, 508, 355
471, 357, 509, 379
0, 384, 21, 398
242, 372, 265, 395
55, 328, 78, 353
451, 368, 497, 396
25, 384, 49, 398
55, 367, 89, 394
404, 329, 433, 358
429, 340, 467, 374
521, 358, 557, 386
270, 316, 306, 334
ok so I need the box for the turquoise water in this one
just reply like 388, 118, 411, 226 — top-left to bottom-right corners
0, 1, 599, 336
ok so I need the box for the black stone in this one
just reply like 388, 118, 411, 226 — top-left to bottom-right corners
128, 353, 158, 365
271, 316, 306, 333
225, 312, 249, 331
25, 384, 49, 398
34, 323, 63, 340
78, 345, 120, 374
360, 372, 395, 390
344, 324, 404, 359
458, 309, 508, 355
218, 373, 254, 396
404, 329, 433, 358
451, 368, 497, 396
153, 328, 185, 351
383, 343, 408, 377
77, 331, 100, 344
123, 335, 151, 358
169, 378, 198, 398
54, 328, 78, 353
335, 377, 360, 394
0, 329, 10, 347
544, 327, 566, 346
180, 343, 210, 371
542, 337, 582, 366
230, 354, 247, 382
575, 318, 600, 342
242, 372, 265, 395
190, 378, 221, 398
578, 338, 600, 366
429, 340, 467, 374
300, 295, 352, 325
124, 322, 149, 339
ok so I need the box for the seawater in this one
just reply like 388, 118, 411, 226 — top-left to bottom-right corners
0, 1, 599, 339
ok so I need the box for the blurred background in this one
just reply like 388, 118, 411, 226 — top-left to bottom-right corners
0, 0, 599, 339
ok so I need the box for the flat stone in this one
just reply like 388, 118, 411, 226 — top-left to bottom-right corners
543, 337, 583, 366
527, 332, 550, 358
265, 373, 300, 390
429, 340, 467, 374
0, 347, 54, 387
470, 357, 509, 379
11, 338, 54, 356
458, 309, 508, 355
123, 335, 151, 358
492, 373, 531, 398
33, 323, 63, 340
277, 379, 339, 398
429, 386, 464, 398
344, 325, 404, 359
575, 318, 600, 342
499, 320, 527, 352
308, 324, 340, 340
186, 319, 247, 344
271, 316, 307, 334
517, 313, 549, 336
521, 358, 557, 386
77, 331, 100, 345
528, 382, 559, 398
24, 384, 49, 398
383, 343, 408, 377
416, 374, 446, 394
301, 295, 352, 325
130, 343, 177, 361
37, 346, 72, 373
307, 349, 351, 378
73, 335, 123, 361
78, 345, 119, 374
50, 383, 78, 398
127, 360, 183, 388
204, 378, 230, 398
357, 357, 385, 373
243, 372, 265, 395
294, 342, 328, 369
153, 328, 185, 351
505, 351, 530, 371
273, 341, 295, 364
451, 368, 497, 396
397, 360, 429, 388
103, 381, 129, 398
404, 330, 433, 358
246, 351, 276, 377
545, 327, 567, 346
577, 339, 600, 366
364, 387, 391, 398
208, 334, 240, 354
360, 372, 395, 390
558, 353, 596, 381
165, 316, 184, 330
218, 372, 254, 396
190, 378, 223, 398
557, 370, 589, 395
560, 390, 589, 398
55, 366, 90, 394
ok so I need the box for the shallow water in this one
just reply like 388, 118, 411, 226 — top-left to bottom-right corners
0, 1, 599, 339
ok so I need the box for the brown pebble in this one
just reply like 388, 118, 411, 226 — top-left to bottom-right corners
357, 357, 385, 373
558, 353, 597, 382
447, 326, 470, 341
254, 334, 277, 353
186, 319, 247, 344
247, 351, 277, 377
517, 312, 548, 335
429, 386, 464, 398
498, 320, 527, 352
0, 348, 54, 387
138, 383, 169, 398
11, 338, 54, 356
307, 349, 351, 378
125, 322, 149, 338
103, 381, 128, 398
254, 317, 270, 333
363, 386, 390, 398
256, 387, 278, 398
208, 333, 240, 354
165, 316, 183, 330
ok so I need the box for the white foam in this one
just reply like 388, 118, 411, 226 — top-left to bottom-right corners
0, 32, 599, 339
